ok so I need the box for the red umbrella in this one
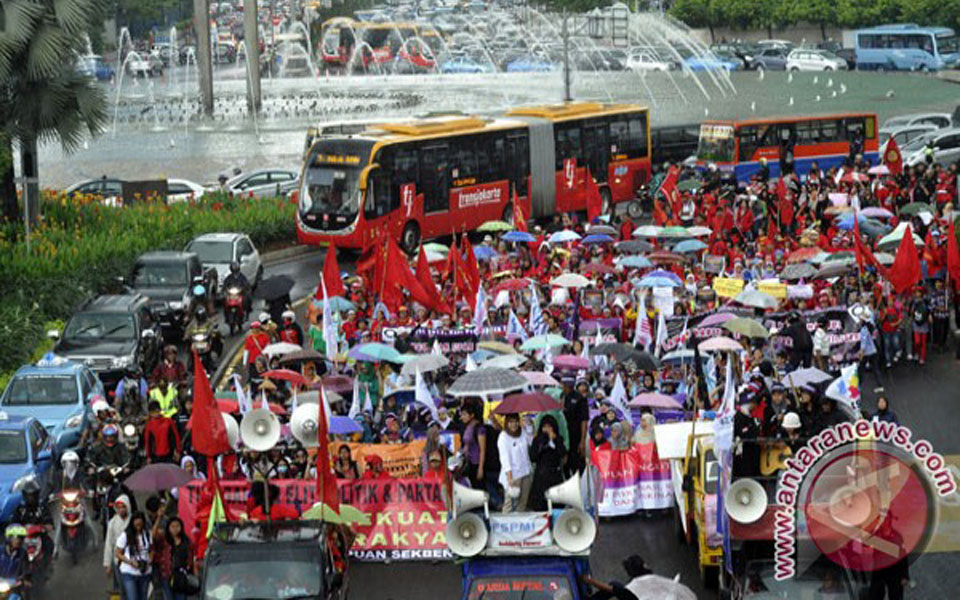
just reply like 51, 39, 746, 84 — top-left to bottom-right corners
320, 375, 354, 394
785, 247, 820, 264
647, 251, 686, 264
840, 171, 869, 184
493, 392, 563, 415
582, 262, 615, 275
262, 369, 308, 387
552, 354, 591, 370
492, 278, 531, 295
216, 398, 287, 415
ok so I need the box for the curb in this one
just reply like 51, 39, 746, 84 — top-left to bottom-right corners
262, 243, 317, 266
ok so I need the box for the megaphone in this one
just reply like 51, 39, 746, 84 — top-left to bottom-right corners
290, 403, 320, 448
552, 508, 597, 554
725, 478, 768, 524
451, 481, 489, 518
546, 474, 585, 512
445, 512, 489, 557
221, 412, 239, 450
239, 408, 281, 452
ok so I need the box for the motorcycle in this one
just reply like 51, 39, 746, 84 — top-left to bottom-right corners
57, 489, 89, 565
189, 329, 216, 373
24, 524, 51, 593
224, 286, 246, 335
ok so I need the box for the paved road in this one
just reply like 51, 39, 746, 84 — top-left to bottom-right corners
43, 247, 960, 599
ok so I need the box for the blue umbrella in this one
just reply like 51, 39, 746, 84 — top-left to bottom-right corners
647, 269, 683, 285
474, 246, 499, 260
548, 230, 581, 243
330, 416, 363, 435
503, 231, 536, 243
617, 255, 653, 269
672, 239, 707, 253
635, 275, 681, 288
835, 212, 866, 231
581, 233, 615, 245
351, 343, 403, 363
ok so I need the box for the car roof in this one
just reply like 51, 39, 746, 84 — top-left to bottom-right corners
881, 124, 938, 134
191, 232, 243, 243
137, 251, 196, 261
12, 354, 84, 377
931, 128, 960, 139
78, 294, 147, 313
0, 414, 35, 431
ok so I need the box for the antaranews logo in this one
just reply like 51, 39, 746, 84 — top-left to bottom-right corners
773, 419, 956, 581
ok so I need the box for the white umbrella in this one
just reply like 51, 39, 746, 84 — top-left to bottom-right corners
686, 226, 712, 237
698, 336, 743, 352
625, 575, 696, 600
632, 225, 662, 238
262, 342, 301, 357
734, 288, 779, 309
483, 354, 528, 370
400, 353, 450, 375
876, 222, 924, 251
447, 368, 528, 397
551, 273, 591, 288
548, 229, 581, 243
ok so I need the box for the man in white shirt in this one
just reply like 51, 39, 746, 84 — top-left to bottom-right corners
103, 495, 131, 594
497, 413, 533, 513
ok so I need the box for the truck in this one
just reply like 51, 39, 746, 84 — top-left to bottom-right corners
461, 556, 590, 600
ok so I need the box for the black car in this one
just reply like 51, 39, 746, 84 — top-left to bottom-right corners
651, 123, 702, 167
52, 294, 160, 388
126, 251, 217, 338
202, 521, 349, 600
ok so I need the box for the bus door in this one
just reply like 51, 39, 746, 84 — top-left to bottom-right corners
554, 122, 585, 213
844, 117, 866, 160
419, 143, 451, 236
582, 119, 610, 186
778, 123, 796, 175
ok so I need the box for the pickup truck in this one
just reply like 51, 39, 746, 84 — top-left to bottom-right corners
126, 251, 217, 339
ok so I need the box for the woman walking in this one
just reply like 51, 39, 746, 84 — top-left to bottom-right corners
114, 511, 153, 600
528, 416, 567, 512
153, 517, 195, 600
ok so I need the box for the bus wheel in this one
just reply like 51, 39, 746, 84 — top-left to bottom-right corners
400, 221, 420, 255
627, 199, 643, 219
600, 187, 612, 215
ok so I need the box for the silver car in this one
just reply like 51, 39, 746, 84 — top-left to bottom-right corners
218, 169, 299, 199
185, 232, 263, 293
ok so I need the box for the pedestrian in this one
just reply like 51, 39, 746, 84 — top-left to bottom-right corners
528, 415, 566, 512
909, 286, 931, 365
115, 511, 153, 600
879, 298, 903, 369
334, 445, 360, 479
497, 413, 532, 513
144, 400, 181, 464
104, 495, 131, 595
152, 513, 195, 600
459, 402, 486, 489
872, 393, 900, 425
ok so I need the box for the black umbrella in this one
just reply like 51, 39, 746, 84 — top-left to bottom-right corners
623, 350, 661, 371
279, 348, 325, 366
616, 240, 654, 254
254, 274, 295, 300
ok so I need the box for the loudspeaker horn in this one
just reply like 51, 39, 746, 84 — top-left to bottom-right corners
445, 512, 489, 557
452, 481, 489, 518
546, 474, 584, 512
221, 412, 239, 450
725, 478, 768, 524
552, 509, 597, 554
239, 408, 281, 452
290, 403, 320, 448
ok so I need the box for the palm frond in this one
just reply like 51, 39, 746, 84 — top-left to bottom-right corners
0, 0, 45, 49
53, 0, 100, 35
25, 21, 72, 81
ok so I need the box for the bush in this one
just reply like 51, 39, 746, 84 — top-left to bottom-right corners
0, 191, 295, 377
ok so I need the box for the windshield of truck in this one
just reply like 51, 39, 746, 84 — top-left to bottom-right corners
204, 551, 322, 600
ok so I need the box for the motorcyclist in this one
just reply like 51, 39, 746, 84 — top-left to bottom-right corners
87, 424, 131, 471
78, 398, 116, 449
184, 307, 221, 370
151, 345, 187, 389
278, 310, 303, 346
223, 261, 252, 314
147, 377, 179, 420
53, 451, 86, 494
114, 367, 147, 419
121, 422, 144, 472
12, 480, 54, 572
0, 525, 27, 594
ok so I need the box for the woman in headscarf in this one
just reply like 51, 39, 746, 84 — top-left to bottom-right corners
421, 421, 449, 476
528, 415, 567, 512
632, 413, 657, 445
170, 455, 206, 500
609, 422, 631, 451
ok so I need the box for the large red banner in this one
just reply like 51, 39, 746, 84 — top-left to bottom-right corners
592, 443, 673, 516
178, 477, 452, 561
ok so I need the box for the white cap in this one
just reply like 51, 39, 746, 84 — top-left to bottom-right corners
783, 412, 801, 430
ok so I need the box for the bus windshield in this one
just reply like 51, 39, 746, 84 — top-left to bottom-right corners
938, 34, 959, 54
697, 124, 735, 162
301, 140, 374, 220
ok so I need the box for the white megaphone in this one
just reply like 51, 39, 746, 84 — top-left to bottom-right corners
725, 478, 768, 524
546, 474, 596, 553
239, 408, 281, 452
451, 481, 489, 519
446, 482, 491, 558
221, 412, 239, 450
290, 403, 320, 448
546, 474, 585, 512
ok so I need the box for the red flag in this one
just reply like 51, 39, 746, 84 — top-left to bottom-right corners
188, 350, 231, 457
853, 214, 885, 275
947, 219, 960, 285
653, 200, 668, 226
658, 165, 678, 204
322, 245, 345, 298
585, 169, 602, 224
316, 389, 339, 511
883, 137, 903, 177
416, 246, 452, 315
512, 189, 527, 233
461, 236, 480, 296
383, 238, 440, 313
886, 225, 922, 294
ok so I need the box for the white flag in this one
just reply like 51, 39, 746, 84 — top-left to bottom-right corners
826, 364, 860, 412
654, 309, 668, 358
233, 374, 251, 415
528, 280, 547, 336
542, 343, 554, 375
594, 321, 603, 347
414, 367, 439, 422
465, 354, 478, 372
609, 373, 630, 420
320, 274, 337, 362
473, 286, 488, 337
364, 384, 374, 413
432, 339, 443, 356
634, 293, 653, 351
506, 309, 529, 342
348, 375, 362, 419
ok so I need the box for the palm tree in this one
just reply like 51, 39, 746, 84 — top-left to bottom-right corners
0, 0, 109, 224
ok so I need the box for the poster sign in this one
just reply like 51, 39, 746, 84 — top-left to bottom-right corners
328, 440, 427, 478
381, 326, 481, 355
577, 319, 621, 344
712, 277, 745, 298
652, 286, 675, 316
757, 281, 787, 299
487, 513, 553, 550
703, 254, 726, 275
592, 444, 673, 516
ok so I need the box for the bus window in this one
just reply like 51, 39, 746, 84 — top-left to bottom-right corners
628, 114, 648, 156
736, 126, 759, 161
363, 169, 396, 220
555, 124, 582, 170
820, 120, 842, 143
453, 136, 478, 184
475, 134, 495, 182
506, 132, 529, 193
392, 146, 419, 207
610, 118, 629, 154
420, 144, 450, 213
795, 120, 820, 144
582, 120, 610, 182
844, 117, 865, 140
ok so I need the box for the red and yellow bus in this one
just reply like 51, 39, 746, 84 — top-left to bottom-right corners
696, 113, 878, 182
295, 102, 651, 251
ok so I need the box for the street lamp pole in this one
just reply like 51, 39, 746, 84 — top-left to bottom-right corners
562, 12, 571, 102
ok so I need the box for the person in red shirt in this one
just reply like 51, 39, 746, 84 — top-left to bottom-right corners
249, 484, 300, 521
360, 455, 392, 480
144, 400, 181, 464
243, 321, 271, 372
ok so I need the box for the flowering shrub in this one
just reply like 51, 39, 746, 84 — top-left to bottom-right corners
0, 191, 295, 377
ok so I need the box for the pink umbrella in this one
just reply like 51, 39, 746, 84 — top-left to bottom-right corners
861, 207, 893, 219
552, 354, 591, 370
699, 312, 737, 327
262, 369, 308, 387
521, 371, 561, 387
320, 375, 354, 394
629, 392, 681, 409
828, 192, 849, 207
698, 336, 743, 352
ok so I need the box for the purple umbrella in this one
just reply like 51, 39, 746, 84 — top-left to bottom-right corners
629, 392, 682, 409
330, 416, 363, 435
125, 464, 197, 492
699, 312, 737, 327
552, 354, 591, 370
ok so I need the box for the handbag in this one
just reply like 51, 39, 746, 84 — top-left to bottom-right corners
171, 569, 200, 595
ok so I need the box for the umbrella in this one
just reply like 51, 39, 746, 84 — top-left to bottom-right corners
520, 334, 569, 351
520, 371, 560, 387
616, 240, 653, 253
482, 354, 528, 370
477, 220, 512, 232
782, 367, 833, 389
447, 367, 528, 397
868, 164, 889, 175
840, 171, 869, 184
660, 348, 700, 365
814, 261, 854, 279
400, 353, 450, 375
474, 246, 498, 260
581, 233, 615, 245
353, 343, 403, 363
699, 312, 737, 327
647, 250, 686, 264
676, 179, 700, 192
734, 289, 778, 309
785, 247, 820, 264
636, 274, 680, 288
698, 336, 743, 352
478, 341, 517, 354
875, 252, 895, 266
780, 262, 816, 280
625, 575, 696, 600
125, 463, 197, 492
723, 317, 769, 338
899, 202, 932, 216
624, 351, 661, 371
321, 296, 356, 312
672, 239, 707, 253
551, 273, 591, 288
330, 416, 363, 434
548, 229, 581, 243
587, 224, 617, 236
261, 369, 308, 386
254, 274, 295, 300
590, 344, 660, 369
647, 269, 682, 284
686, 226, 712, 237
424, 251, 446, 263
834, 212, 867, 230
616, 255, 653, 269
862, 206, 894, 219
279, 348, 325, 366
262, 342, 301, 358
422, 242, 449, 254
877, 223, 924, 251
658, 226, 691, 239
823, 251, 856, 264
552, 354, 591, 370
216, 398, 287, 415
502, 231, 536, 243
492, 278, 532, 295
583, 262, 616, 275
301, 503, 347, 524
632, 225, 662, 238
493, 392, 562, 414
320, 375, 354, 394
629, 392, 682, 409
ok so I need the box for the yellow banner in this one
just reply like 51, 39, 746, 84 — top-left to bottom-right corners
757, 282, 788, 299
713, 277, 745, 298
327, 440, 427, 478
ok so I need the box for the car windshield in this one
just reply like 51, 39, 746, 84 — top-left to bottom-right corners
186, 240, 234, 264
133, 261, 188, 287
3, 375, 78, 406
0, 431, 27, 464
301, 139, 374, 219
64, 313, 136, 341
467, 576, 572, 599
903, 132, 937, 152
697, 123, 735, 162
204, 553, 321, 600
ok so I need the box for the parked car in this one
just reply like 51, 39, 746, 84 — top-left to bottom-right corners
126, 251, 217, 338
786, 49, 848, 71
881, 112, 953, 131
439, 54, 495, 73
505, 55, 556, 72
0, 354, 101, 452
905, 128, 960, 166
0, 415, 56, 523
626, 50, 672, 72
757, 39, 794, 52
77, 55, 115, 81
752, 47, 788, 70
64, 177, 123, 204
166, 178, 206, 203
50, 294, 161, 389
125, 54, 154, 78
880, 124, 939, 155
185, 232, 263, 293
216, 169, 300, 198
684, 53, 741, 72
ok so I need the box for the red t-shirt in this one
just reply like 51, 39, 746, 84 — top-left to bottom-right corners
144, 416, 181, 458
244, 332, 271, 364
249, 504, 301, 521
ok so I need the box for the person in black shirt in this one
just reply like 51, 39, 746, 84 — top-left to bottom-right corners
528, 416, 567, 512
734, 389, 762, 478
563, 381, 590, 474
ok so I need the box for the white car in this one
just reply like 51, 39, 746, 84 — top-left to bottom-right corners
214, 169, 300, 199
626, 51, 672, 73
185, 232, 263, 292
66, 177, 204, 204
879, 124, 938, 155
786, 49, 848, 71
905, 128, 960, 166
166, 178, 206, 203
880, 112, 952, 132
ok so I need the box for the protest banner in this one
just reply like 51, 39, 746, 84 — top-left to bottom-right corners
592, 444, 673, 516
178, 477, 452, 562
326, 440, 427, 478
577, 318, 621, 344
712, 278, 745, 299
757, 281, 788, 299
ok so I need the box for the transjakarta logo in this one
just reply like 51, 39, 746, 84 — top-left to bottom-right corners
773, 419, 956, 581
457, 186, 501, 209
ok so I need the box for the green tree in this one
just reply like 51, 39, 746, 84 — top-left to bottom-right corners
793, 0, 837, 40
0, 0, 110, 225
669, 0, 722, 41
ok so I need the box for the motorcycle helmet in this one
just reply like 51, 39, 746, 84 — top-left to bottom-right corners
4, 525, 25, 540
60, 450, 80, 467
282, 310, 295, 323
92, 398, 110, 416
230, 261, 240, 274
102, 424, 119, 446
196, 306, 208, 323
20, 479, 40, 507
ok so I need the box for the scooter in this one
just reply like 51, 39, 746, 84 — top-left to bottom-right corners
57, 489, 89, 566
224, 286, 247, 335
0, 577, 22, 600
189, 329, 217, 374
